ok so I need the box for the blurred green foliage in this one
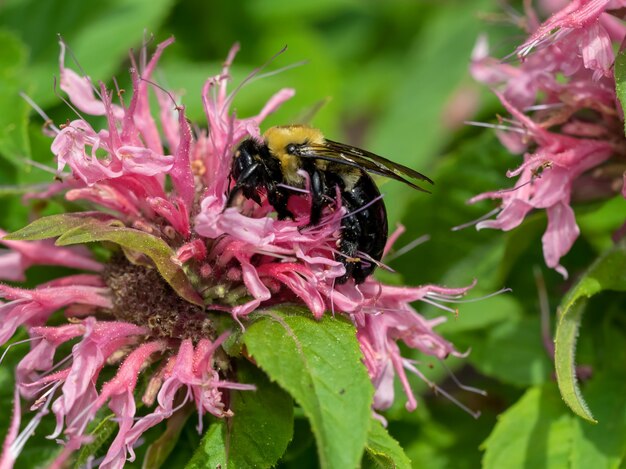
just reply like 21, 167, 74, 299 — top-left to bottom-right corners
2, 0, 626, 468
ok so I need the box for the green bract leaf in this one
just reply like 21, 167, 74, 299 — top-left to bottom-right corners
364, 419, 412, 469
482, 384, 574, 469
4, 213, 113, 241
615, 48, 626, 136
555, 241, 626, 423
243, 308, 374, 469
6, 214, 202, 306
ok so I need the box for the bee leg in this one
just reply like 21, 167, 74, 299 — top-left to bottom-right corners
335, 209, 363, 284
267, 184, 293, 220
227, 162, 263, 207
302, 162, 326, 226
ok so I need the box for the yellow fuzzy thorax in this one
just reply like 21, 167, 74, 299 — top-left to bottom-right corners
263, 125, 326, 185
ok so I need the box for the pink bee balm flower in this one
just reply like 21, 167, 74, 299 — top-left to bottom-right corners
0, 37, 475, 467
469, 2, 626, 278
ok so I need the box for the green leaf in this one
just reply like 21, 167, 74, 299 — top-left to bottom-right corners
364, 419, 412, 469
4, 212, 113, 241
556, 299, 594, 423
185, 403, 292, 469
570, 372, 626, 469
0, 29, 31, 164
578, 196, 626, 253
226, 361, 294, 468
482, 384, 574, 469
243, 308, 374, 469
555, 241, 626, 423
185, 423, 227, 469
615, 47, 626, 136
467, 316, 552, 387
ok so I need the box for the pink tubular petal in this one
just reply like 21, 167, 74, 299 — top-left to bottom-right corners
100, 391, 137, 469
59, 40, 123, 120
383, 224, 406, 257
66, 185, 141, 216
581, 22, 613, 79
196, 204, 276, 245
233, 88, 296, 144
0, 284, 111, 347
51, 120, 121, 185
0, 251, 26, 281
0, 386, 21, 469
542, 202, 580, 279
131, 38, 176, 156
97, 341, 166, 407
0, 230, 103, 276
476, 199, 533, 231
518, 0, 611, 57
175, 239, 207, 263
148, 196, 191, 238
118, 146, 174, 176
169, 107, 195, 209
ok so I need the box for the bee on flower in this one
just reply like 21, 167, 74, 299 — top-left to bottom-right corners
0, 37, 475, 468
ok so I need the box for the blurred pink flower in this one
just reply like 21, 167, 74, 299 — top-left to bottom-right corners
0, 37, 472, 467
470, 1, 626, 277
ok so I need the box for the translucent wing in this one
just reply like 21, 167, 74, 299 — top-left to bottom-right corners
298, 139, 433, 192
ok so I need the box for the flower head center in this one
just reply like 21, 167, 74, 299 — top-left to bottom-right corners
104, 255, 214, 342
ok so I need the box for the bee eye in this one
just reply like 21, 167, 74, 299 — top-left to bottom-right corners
286, 144, 297, 155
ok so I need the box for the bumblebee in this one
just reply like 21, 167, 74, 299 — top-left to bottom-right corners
227, 125, 432, 284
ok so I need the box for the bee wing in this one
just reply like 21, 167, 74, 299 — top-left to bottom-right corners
300, 140, 433, 192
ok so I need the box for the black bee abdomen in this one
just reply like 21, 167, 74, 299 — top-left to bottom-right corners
335, 173, 388, 284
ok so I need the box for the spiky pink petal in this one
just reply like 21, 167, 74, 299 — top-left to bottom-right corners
0, 387, 21, 469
